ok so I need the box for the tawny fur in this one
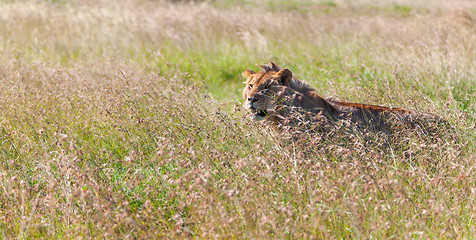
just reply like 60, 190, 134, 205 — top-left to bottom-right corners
242, 62, 440, 126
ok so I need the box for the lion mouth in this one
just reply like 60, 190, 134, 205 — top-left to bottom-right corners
251, 107, 267, 118
256, 109, 267, 117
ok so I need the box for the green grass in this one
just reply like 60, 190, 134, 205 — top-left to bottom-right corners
0, 0, 475, 238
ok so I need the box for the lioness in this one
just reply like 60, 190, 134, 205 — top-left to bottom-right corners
242, 62, 440, 127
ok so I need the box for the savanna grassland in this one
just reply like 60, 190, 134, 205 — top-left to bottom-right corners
0, 0, 475, 238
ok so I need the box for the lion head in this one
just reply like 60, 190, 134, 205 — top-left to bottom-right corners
242, 62, 338, 121
242, 63, 294, 120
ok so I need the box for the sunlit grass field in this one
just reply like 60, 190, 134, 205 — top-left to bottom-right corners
0, 0, 475, 238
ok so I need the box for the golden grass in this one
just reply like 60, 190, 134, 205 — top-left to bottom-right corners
0, 0, 475, 238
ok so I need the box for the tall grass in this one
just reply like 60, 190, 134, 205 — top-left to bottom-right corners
0, 0, 475, 238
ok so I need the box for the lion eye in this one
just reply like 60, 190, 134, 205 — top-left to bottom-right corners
249, 84, 253, 89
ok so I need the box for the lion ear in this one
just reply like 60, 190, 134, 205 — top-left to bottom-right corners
275, 68, 292, 86
242, 69, 255, 78
269, 62, 280, 71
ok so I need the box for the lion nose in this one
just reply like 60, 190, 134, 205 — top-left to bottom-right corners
248, 97, 258, 103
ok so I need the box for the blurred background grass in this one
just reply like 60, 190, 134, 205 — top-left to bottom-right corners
1, 0, 475, 107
